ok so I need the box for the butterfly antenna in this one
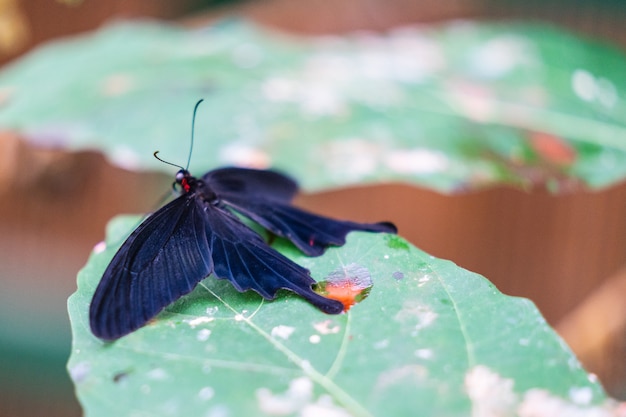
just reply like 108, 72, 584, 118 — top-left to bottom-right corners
153, 151, 185, 171
187, 98, 204, 170
152, 99, 204, 171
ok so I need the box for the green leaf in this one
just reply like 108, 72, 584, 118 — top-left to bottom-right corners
2, 20, 626, 192
67, 216, 618, 416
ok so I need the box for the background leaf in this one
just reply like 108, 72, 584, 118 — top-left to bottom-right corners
1, 19, 626, 192
67, 216, 618, 416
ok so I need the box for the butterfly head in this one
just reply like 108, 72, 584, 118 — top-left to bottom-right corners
175, 169, 195, 193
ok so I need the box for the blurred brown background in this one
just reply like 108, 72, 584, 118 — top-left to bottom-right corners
1, 1, 625, 416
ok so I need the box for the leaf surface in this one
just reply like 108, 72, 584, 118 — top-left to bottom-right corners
67, 216, 618, 416
2, 20, 626, 191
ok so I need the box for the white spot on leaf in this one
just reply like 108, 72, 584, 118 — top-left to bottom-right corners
385, 149, 449, 175
569, 387, 593, 406
309, 335, 321, 344
518, 389, 612, 417
301, 395, 353, 417
271, 325, 295, 340
373, 339, 389, 349
93, 241, 106, 254
185, 316, 215, 328
471, 36, 535, 78
198, 386, 215, 401
219, 144, 270, 169
69, 362, 90, 383
301, 85, 346, 115
465, 365, 518, 417
256, 377, 313, 415
313, 319, 341, 335
262, 75, 346, 116
376, 365, 428, 391
205, 404, 229, 417
321, 138, 381, 181
595, 77, 618, 108
111, 145, 140, 170
388, 28, 445, 82
448, 80, 496, 122
418, 275, 431, 287
197, 328, 212, 342
263, 77, 297, 101
572, 69, 596, 102
300, 360, 313, 372
147, 368, 168, 380
466, 366, 612, 417
257, 378, 351, 417
414, 348, 433, 359
394, 301, 437, 332
571, 69, 618, 109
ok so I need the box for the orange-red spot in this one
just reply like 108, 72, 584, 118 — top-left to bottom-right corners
529, 132, 576, 166
316, 263, 372, 312
323, 280, 368, 311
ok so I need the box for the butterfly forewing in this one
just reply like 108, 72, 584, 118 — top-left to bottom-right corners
90, 196, 213, 340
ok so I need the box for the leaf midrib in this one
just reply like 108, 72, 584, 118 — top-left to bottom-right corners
200, 282, 375, 417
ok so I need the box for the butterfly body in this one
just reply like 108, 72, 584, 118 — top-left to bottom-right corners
90, 167, 396, 340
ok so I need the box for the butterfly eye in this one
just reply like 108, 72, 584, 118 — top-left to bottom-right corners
175, 170, 186, 183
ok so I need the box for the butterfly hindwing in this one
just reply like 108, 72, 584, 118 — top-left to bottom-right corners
203, 203, 344, 314
218, 195, 397, 256
204, 167, 298, 202
206, 167, 396, 256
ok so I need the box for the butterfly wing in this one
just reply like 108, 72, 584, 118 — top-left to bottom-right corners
218, 196, 397, 256
205, 167, 397, 256
89, 195, 213, 340
204, 167, 298, 202
203, 204, 344, 314
90, 190, 343, 340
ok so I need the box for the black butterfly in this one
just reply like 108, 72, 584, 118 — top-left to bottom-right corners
89, 165, 396, 340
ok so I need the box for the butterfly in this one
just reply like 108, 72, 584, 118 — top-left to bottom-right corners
89, 163, 397, 340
